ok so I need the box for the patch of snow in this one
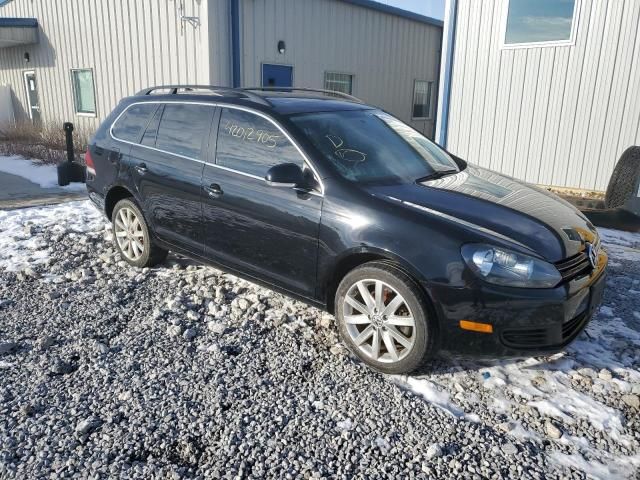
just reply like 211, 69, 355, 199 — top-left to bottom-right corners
373, 437, 390, 452
392, 375, 466, 418
336, 418, 353, 431
549, 451, 640, 480
0, 200, 104, 271
599, 305, 614, 316
0, 155, 86, 191
598, 228, 640, 248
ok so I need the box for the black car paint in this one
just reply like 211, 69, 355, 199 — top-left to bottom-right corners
86, 91, 607, 357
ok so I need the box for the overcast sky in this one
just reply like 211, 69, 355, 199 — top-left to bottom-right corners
374, 0, 445, 20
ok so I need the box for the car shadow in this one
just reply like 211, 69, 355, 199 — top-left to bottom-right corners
410, 349, 577, 377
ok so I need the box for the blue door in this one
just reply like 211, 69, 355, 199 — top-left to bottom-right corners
262, 64, 293, 87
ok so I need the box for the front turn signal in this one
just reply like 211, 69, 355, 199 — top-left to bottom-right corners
459, 320, 493, 334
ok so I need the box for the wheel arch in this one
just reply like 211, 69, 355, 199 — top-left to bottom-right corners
324, 247, 429, 315
105, 185, 136, 221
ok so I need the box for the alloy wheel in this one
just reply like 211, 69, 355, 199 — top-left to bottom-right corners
342, 279, 416, 363
114, 207, 145, 261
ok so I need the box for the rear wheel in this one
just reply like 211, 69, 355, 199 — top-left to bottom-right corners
335, 261, 437, 374
112, 198, 167, 268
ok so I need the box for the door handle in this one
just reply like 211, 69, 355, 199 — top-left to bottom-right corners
204, 183, 223, 197
134, 163, 148, 175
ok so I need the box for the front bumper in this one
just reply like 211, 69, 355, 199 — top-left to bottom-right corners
429, 250, 608, 357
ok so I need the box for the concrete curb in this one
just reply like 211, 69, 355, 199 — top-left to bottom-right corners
0, 192, 87, 210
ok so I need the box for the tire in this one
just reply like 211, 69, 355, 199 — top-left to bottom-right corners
605, 146, 640, 209
334, 261, 437, 374
112, 198, 168, 268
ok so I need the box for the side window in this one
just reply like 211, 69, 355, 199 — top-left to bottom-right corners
216, 108, 304, 178
155, 104, 212, 159
112, 104, 159, 143
141, 105, 164, 147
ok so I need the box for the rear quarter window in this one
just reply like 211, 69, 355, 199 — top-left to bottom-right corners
154, 104, 213, 159
112, 103, 159, 143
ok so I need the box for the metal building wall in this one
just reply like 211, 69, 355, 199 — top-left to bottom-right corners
239, 0, 442, 137
0, 0, 229, 130
445, 0, 640, 191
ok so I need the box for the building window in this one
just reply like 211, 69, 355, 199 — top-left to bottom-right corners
324, 72, 353, 95
71, 69, 96, 115
412, 80, 433, 120
503, 0, 578, 48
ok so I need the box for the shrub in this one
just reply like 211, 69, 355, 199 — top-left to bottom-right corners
0, 121, 93, 164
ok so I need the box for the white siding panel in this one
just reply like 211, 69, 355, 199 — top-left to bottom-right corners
615, 1, 640, 171
447, 0, 469, 151
447, 0, 640, 191
581, 0, 626, 190
564, 0, 608, 188
490, 50, 513, 173
239, 0, 442, 136
525, 48, 553, 183
501, 50, 527, 177
0, 0, 215, 130
597, 0, 640, 189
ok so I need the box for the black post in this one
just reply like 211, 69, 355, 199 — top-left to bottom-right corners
57, 121, 85, 186
63, 122, 75, 163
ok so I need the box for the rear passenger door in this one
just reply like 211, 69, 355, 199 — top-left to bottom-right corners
124, 102, 215, 253
201, 106, 323, 298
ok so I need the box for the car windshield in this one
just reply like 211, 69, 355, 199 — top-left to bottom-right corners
288, 109, 459, 184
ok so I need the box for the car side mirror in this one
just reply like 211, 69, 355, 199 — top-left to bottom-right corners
265, 163, 305, 188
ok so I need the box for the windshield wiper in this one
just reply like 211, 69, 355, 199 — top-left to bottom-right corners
416, 169, 458, 183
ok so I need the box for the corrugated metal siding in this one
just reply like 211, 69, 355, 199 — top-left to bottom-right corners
239, 0, 442, 137
0, 0, 227, 130
446, 0, 640, 191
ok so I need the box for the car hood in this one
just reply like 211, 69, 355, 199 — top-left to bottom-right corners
365, 165, 597, 262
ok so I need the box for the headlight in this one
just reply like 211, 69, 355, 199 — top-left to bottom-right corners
461, 244, 561, 288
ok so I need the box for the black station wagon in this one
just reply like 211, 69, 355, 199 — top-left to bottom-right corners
86, 86, 607, 374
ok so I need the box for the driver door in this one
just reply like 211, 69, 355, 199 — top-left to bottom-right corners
201, 107, 323, 298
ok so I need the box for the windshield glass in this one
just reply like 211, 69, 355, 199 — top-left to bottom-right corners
288, 109, 459, 184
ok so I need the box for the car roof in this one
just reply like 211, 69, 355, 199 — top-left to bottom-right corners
125, 86, 375, 116
253, 91, 373, 115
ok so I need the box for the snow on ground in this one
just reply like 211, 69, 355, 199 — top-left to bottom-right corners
0, 155, 86, 191
1, 200, 639, 478
0, 200, 104, 272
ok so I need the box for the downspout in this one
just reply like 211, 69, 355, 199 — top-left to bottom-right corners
435, 0, 458, 148
229, 0, 241, 87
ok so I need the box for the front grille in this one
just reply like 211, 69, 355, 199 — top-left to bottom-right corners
501, 312, 590, 349
562, 312, 588, 341
555, 252, 592, 282
502, 327, 549, 348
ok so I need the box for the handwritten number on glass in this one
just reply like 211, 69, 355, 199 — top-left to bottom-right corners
224, 121, 280, 149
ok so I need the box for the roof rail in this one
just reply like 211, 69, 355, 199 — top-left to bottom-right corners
243, 87, 364, 104
135, 85, 271, 106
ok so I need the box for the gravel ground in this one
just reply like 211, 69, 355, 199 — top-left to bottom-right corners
0, 201, 639, 479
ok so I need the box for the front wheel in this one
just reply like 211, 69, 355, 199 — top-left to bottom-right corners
335, 261, 437, 374
112, 198, 167, 268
